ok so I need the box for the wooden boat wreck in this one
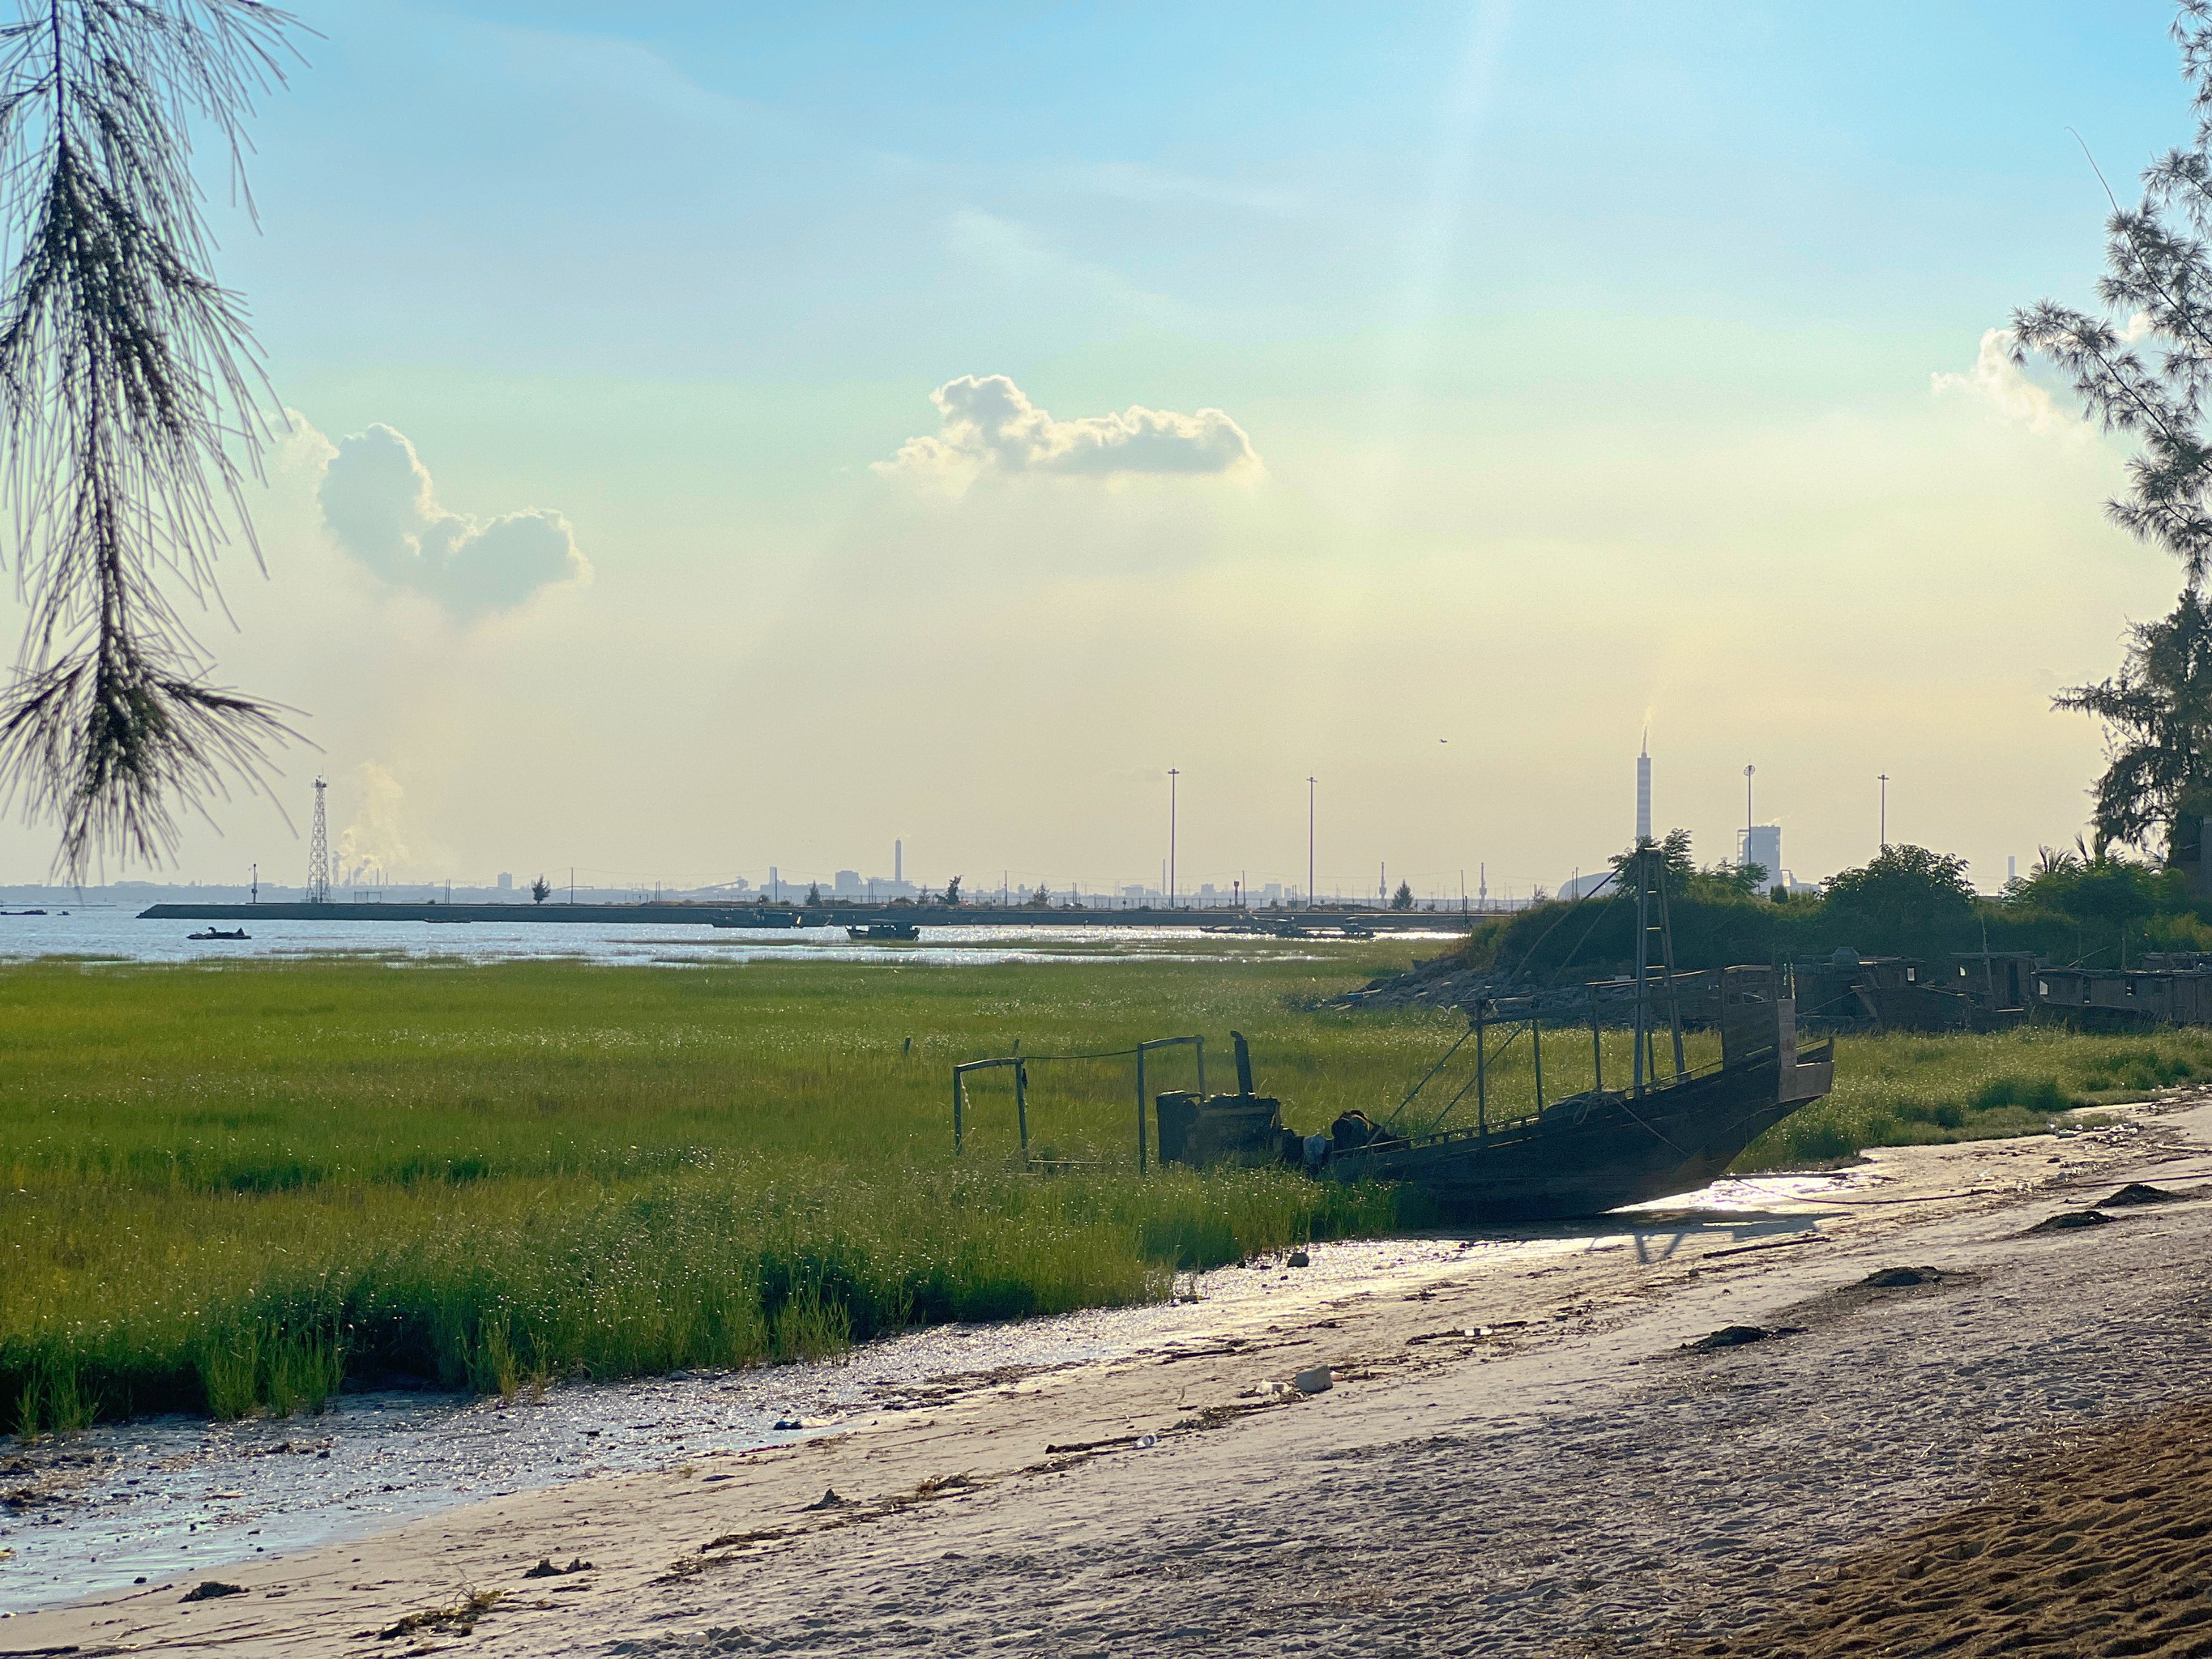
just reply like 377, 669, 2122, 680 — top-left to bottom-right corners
1315, 969, 1833, 1222
1165, 847, 1835, 1222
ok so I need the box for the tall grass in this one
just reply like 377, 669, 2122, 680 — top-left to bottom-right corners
1745, 1025, 2212, 1165
0, 954, 1429, 1431
3, 953, 2197, 1431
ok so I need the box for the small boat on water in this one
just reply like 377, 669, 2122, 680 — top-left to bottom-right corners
848, 921, 921, 942
188, 928, 250, 941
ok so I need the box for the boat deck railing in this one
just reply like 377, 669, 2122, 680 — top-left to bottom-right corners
1352, 1034, 1833, 1160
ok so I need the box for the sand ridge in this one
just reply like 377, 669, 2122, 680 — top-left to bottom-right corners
1676, 1400, 2212, 1659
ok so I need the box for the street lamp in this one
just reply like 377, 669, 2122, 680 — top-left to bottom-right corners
1307, 775, 1317, 910
1168, 768, 1179, 910
1878, 774, 1890, 851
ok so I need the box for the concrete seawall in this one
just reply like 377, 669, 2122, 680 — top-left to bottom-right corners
135, 902, 1470, 932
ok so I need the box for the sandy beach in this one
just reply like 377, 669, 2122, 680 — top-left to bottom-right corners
9, 1100, 2212, 1658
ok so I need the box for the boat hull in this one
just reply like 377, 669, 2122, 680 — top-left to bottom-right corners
1325, 1042, 1834, 1222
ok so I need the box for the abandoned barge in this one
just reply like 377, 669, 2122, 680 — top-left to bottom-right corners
1211, 846, 1830, 1221
1312, 968, 1833, 1221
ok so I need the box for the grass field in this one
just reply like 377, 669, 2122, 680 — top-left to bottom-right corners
6, 949, 2209, 1433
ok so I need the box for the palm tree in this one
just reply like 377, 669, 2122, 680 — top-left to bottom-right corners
0, 2, 302, 876
2055, 589, 2212, 865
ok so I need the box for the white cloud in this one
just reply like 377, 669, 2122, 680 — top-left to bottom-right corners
318, 424, 591, 618
1930, 328, 2087, 440
876, 375, 1262, 491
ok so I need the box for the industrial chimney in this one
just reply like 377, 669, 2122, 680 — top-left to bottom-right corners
1635, 737, 1651, 844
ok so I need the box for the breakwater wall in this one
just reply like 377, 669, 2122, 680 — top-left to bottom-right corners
135, 902, 1467, 932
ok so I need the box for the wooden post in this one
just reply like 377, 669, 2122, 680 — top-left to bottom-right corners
1531, 1011, 1544, 1111
1475, 1008, 1488, 1141
1194, 1036, 1206, 1102
953, 1070, 965, 1156
1591, 986, 1603, 1092
1656, 871, 1688, 1079
1014, 1060, 1029, 1161
1633, 850, 1650, 1098
1136, 1046, 1147, 1173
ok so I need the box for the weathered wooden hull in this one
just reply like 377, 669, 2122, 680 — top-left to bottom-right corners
1324, 1042, 1834, 1222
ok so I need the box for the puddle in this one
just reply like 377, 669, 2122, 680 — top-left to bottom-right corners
0, 1168, 1862, 1616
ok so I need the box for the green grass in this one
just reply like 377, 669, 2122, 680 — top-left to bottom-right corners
4, 951, 2203, 1433
0, 952, 1446, 1432
1749, 1026, 2212, 1165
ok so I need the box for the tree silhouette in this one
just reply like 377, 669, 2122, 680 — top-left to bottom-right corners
0, 1, 303, 876
2055, 588, 2212, 858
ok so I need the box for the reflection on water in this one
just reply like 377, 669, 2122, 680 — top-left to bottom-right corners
0, 911, 1465, 969
0, 1170, 1867, 1617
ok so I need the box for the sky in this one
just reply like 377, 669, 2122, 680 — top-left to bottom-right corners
0, 0, 2196, 898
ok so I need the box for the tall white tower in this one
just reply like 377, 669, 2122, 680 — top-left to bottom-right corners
1635, 736, 1652, 844
895, 838, 903, 884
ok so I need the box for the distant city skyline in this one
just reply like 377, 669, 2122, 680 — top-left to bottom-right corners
3, 737, 2018, 903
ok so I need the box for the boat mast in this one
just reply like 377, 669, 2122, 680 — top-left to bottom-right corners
1633, 849, 1649, 1097
1655, 851, 1688, 1079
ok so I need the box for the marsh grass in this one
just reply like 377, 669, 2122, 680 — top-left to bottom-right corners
2, 952, 2200, 1430
0, 954, 1432, 1429
1746, 1026, 2212, 1165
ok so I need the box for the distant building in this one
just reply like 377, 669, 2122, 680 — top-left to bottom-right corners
496, 872, 513, 890
834, 869, 862, 897
1740, 825, 1783, 888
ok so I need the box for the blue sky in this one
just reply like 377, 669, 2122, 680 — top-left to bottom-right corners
1, 2, 2196, 895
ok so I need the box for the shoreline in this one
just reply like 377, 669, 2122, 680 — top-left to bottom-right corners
7, 1098, 2206, 1654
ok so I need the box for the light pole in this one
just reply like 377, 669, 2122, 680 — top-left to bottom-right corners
1878, 774, 1889, 851
1307, 775, 1317, 910
1168, 768, 1179, 910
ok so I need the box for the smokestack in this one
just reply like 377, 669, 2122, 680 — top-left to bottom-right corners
1636, 736, 1652, 843
895, 838, 903, 883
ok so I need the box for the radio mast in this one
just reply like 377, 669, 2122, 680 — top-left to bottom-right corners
307, 776, 331, 903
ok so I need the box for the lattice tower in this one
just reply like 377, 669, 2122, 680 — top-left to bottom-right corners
308, 776, 330, 903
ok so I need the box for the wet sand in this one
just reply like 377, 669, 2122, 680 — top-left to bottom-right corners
8, 1102, 2212, 1657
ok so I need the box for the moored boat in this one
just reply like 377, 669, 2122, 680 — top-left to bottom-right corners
1164, 846, 1836, 1221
